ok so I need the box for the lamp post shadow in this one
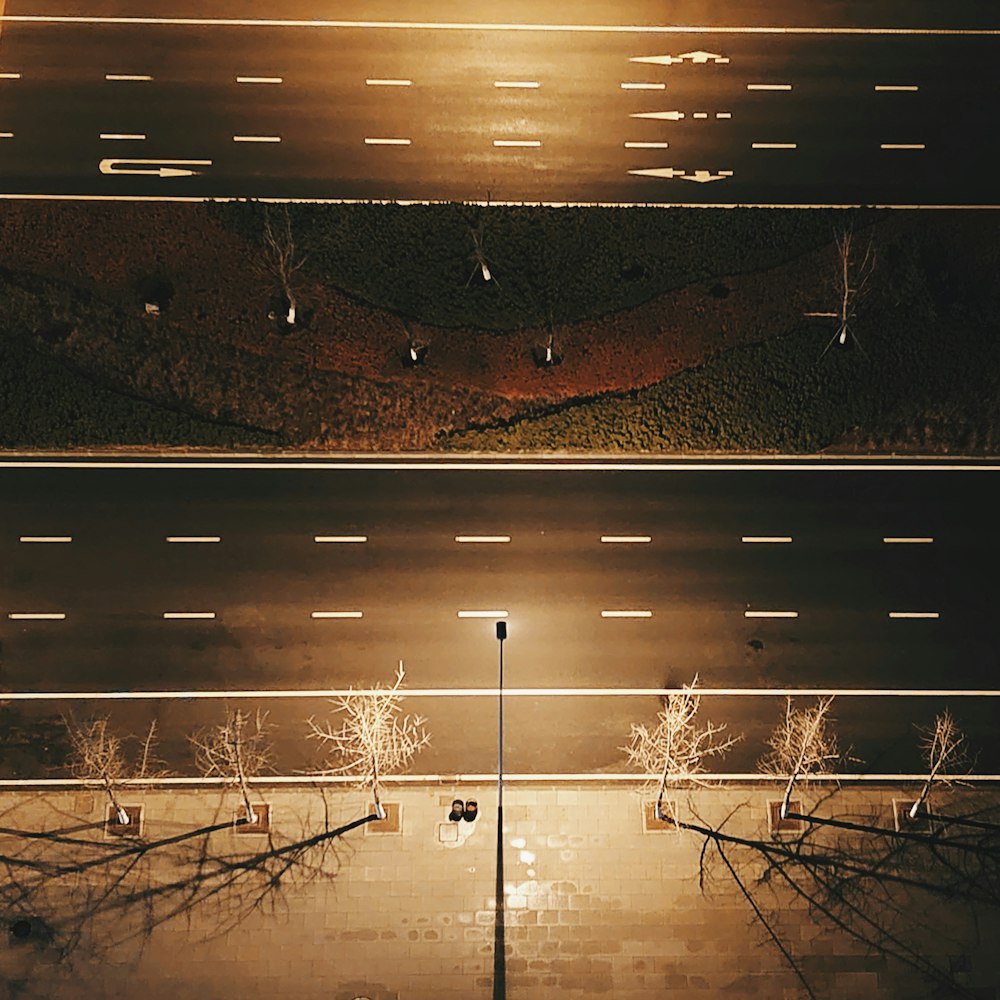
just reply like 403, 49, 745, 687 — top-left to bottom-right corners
493, 620, 507, 1000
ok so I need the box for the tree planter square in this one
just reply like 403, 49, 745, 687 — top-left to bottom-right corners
234, 803, 271, 834
642, 801, 676, 833
365, 802, 401, 834
768, 800, 805, 836
104, 804, 143, 838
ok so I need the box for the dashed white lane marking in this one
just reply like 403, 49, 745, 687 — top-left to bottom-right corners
166, 535, 220, 543
889, 611, 940, 619
601, 610, 653, 618
623, 141, 669, 149
745, 610, 799, 618
601, 535, 652, 543
747, 83, 792, 91
493, 139, 542, 147
0, 132, 12, 138
366, 78, 412, 86
692, 112, 709, 118
0, 72, 21, 79
883, 536, 934, 544
236, 75, 283, 84
100, 133, 146, 140
742, 536, 792, 543
495, 80, 539, 88
716, 111, 732, 118
19, 536, 72, 543
105, 74, 152, 81
163, 612, 216, 619
7, 613, 66, 620
455, 535, 511, 543
752, 142, 797, 149
233, 134, 281, 142
458, 610, 509, 618
881, 143, 925, 150
621, 82, 665, 90
311, 610, 364, 619
875, 85, 919, 92
314, 534, 368, 542
365, 137, 411, 145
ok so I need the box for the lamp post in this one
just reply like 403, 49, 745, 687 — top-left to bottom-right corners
493, 620, 507, 1000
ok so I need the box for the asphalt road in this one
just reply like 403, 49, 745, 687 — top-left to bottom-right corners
1, 459, 998, 777
0, 1, 998, 204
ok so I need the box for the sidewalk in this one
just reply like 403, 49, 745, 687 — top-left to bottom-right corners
0, 782, 997, 1000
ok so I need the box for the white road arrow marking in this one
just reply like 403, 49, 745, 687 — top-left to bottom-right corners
630, 110, 685, 120
99, 158, 211, 177
628, 167, 733, 182
630, 51, 729, 66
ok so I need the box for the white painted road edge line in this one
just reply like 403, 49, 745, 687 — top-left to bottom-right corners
366, 78, 412, 86
105, 73, 152, 81
166, 535, 221, 543
875, 85, 919, 91
3, 686, 998, 700
883, 536, 934, 543
311, 611, 364, 619
314, 535, 368, 542
745, 610, 799, 618
601, 610, 653, 618
458, 610, 509, 618
601, 535, 652, 543
233, 135, 281, 143
495, 80, 540, 88
162, 612, 216, 620
455, 535, 511, 543
7, 613, 66, 620
100, 133, 146, 140
742, 536, 792, 543
364, 137, 411, 145
747, 83, 792, 91
236, 75, 283, 83
19, 536, 72, 543
889, 611, 940, 619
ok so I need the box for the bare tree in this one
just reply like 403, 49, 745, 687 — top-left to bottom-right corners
759, 696, 845, 820
804, 227, 876, 358
910, 709, 969, 819
620, 675, 741, 824
190, 708, 274, 825
262, 204, 307, 326
65, 716, 163, 826
305, 661, 430, 819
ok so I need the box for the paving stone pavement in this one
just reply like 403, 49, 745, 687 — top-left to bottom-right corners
0, 783, 997, 1000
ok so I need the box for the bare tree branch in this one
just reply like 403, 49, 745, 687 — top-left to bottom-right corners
910, 710, 970, 818
262, 204, 307, 325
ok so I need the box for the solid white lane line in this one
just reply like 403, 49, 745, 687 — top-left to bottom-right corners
742, 536, 792, 543
314, 535, 368, 543
747, 83, 792, 90
365, 137, 411, 145
166, 536, 220, 543
100, 133, 146, 140
236, 75, 283, 84
621, 82, 665, 90
623, 141, 669, 149
752, 142, 797, 149
19, 536, 72, 543
495, 80, 539, 88
233, 134, 281, 142
366, 78, 412, 86
745, 610, 798, 618
883, 536, 934, 544
163, 612, 216, 619
889, 611, 939, 619
7, 613, 66, 620
601, 610, 653, 618
0, 73, 22, 79
493, 140, 542, 147
455, 535, 511, 543
105, 74, 152, 81
458, 610, 508, 618
881, 143, 925, 150
875, 85, 919, 92
311, 610, 364, 619
601, 535, 652, 543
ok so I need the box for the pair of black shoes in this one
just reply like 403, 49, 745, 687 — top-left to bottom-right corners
449, 799, 478, 823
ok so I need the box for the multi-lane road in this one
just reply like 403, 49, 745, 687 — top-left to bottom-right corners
0, 1, 998, 205
2, 458, 998, 781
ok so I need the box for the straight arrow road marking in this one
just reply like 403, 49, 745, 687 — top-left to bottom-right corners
628, 167, 733, 182
630, 110, 684, 120
99, 158, 211, 177
631, 51, 729, 65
